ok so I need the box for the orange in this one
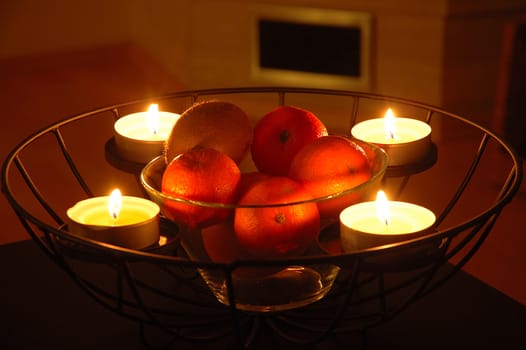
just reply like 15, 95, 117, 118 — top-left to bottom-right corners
234, 176, 320, 259
289, 135, 372, 218
202, 221, 246, 263
161, 146, 241, 229
251, 105, 328, 176
164, 100, 252, 164
236, 171, 271, 199
201, 221, 281, 278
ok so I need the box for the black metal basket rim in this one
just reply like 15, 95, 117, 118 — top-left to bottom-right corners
1, 87, 523, 267
6, 199, 508, 268
3, 86, 523, 167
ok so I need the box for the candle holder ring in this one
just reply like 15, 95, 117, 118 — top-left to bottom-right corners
384, 142, 438, 178
2, 87, 522, 349
105, 137, 148, 174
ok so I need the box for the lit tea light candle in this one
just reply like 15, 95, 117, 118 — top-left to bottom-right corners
67, 189, 160, 249
114, 104, 179, 163
351, 108, 432, 166
339, 190, 435, 252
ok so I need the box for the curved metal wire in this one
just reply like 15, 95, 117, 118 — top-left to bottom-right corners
1, 87, 523, 349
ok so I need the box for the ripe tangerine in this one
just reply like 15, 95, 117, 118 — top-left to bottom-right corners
161, 146, 241, 229
234, 176, 320, 259
289, 135, 373, 218
251, 105, 328, 176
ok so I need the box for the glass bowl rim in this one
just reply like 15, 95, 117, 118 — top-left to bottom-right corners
140, 138, 388, 209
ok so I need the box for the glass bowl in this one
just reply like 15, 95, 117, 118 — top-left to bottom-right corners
140, 138, 388, 312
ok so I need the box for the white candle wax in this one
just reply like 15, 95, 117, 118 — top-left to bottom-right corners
339, 200, 435, 252
351, 117, 432, 166
114, 107, 179, 164
67, 194, 160, 249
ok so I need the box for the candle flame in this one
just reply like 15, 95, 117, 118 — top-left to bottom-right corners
376, 190, 391, 227
108, 189, 122, 220
147, 103, 159, 135
384, 108, 397, 140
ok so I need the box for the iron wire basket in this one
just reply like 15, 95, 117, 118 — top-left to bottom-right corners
1, 87, 522, 348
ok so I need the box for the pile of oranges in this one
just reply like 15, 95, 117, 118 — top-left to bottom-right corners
161, 101, 372, 261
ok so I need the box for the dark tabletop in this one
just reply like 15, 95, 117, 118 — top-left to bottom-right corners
1, 239, 525, 350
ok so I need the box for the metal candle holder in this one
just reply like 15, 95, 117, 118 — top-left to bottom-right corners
1, 87, 522, 349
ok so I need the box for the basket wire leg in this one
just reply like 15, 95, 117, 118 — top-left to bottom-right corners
261, 259, 363, 347
11, 210, 58, 260
423, 213, 501, 299
348, 95, 360, 131
31, 229, 157, 331
243, 315, 261, 349
13, 156, 64, 225
139, 322, 181, 350
52, 128, 93, 197
436, 134, 490, 226
118, 260, 186, 342
223, 268, 248, 349
3, 87, 523, 350
377, 273, 387, 317
390, 175, 411, 200
376, 259, 443, 326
